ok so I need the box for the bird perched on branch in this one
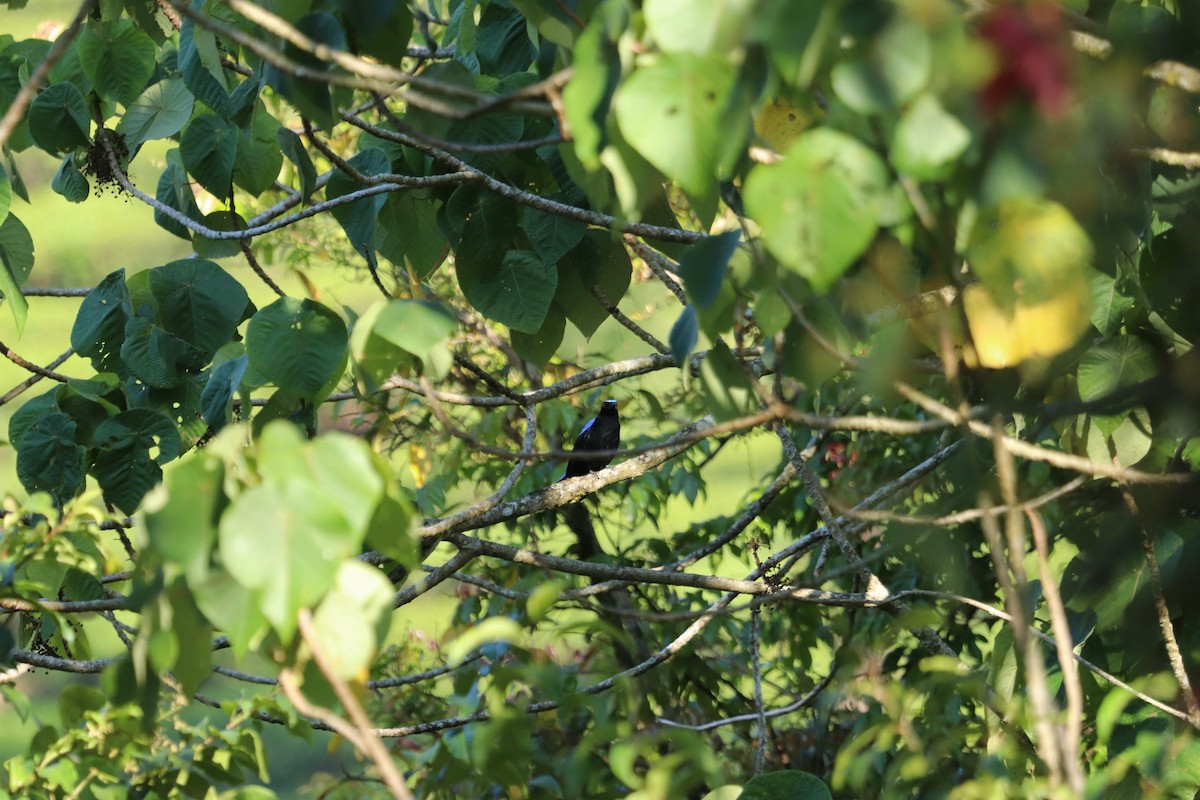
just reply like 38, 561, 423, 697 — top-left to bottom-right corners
560, 400, 620, 481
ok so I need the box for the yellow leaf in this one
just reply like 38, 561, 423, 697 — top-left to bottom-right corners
963, 276, 1092, 368
408, 443, 430, 487
753, 96, 818, 152
963, 198, 1094, 367
968, 198, 1093, 304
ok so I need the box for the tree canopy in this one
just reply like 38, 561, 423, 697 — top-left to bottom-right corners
1, 0, 1200, 797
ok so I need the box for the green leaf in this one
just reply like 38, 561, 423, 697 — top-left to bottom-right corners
522, 206, 587, 267
310, 561, 394, 680
163, 582, 213, 696
458, 249, 558, 334
51, 155, 89, 203
1089, 270, 1134, 336
739, 770, 831, 800
116, 78, 194, 150
58, 685, 105, 726
62, 568, 104, 602
144, 452, 224, 581
71, 268, 131, 374
614, 53, 736, 200
744, 129, 889, 290
1083, 407, 1152, 467
561, 6, 624, 168
4, 151, 29, 204
201, 354, 249, 432
443, 113, 525, 172
120, 306, 201, 388
831, 16, 931, 113
274, 12, 345, 128
349, 302, 412, 390
92, 409, 182, 513
180, 114, 239, 199
218, 479, 358, 643
193, 210, 247, 260
1077, 336, 1157, 402
0, 161, 11, 225
150, 258, 251, 359
178, 14, 232, 115
155, 150, 202, 240
307, 433, 387, 535
401, 61, 476, 140
554, 230, 633, 338
94, 408, 183, 465
16, 413, 86, 507
326, 148, 391, 256
246, 297, 348, 398
670, 305, 699, 364
677, 230, 739, 308
644, 0, 754, 55
700, 339, 755, 421
337, 0, 414, 67
191, 570, 267, 661
376, 192, 448, 277
508, 0, 576, 46
128, 373, 208, 450
78, 18, 156, 105
891, 93, 971, 179
0, 213, 33, 334
8, 390, 60, 450
233, 102, 285, 195
369, 299, 457, 360
511, 303, 565, 368
365, 488, 417, 566
276, 127, 317, 202
475, 2, 536, 74
1076, 337, 1156, 467
27, 82, 90, 153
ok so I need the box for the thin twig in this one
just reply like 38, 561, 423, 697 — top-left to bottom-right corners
592, 285, 670, 354
1132, 148, 1200, 169
0, 348, 74, 405
895, 380, 1196, 485
21, 288, 93, 297
751, 608, 767, 774
900, 589, 1192, 723
833, 474, 1090, 527
988, 421, 1064, 784
0, 340, 73, 383
240, 240, 285, 297
1027, 507, 1085, 788
658, 672, 835, 732
342, 113, 705, 244
1110, 452, 1200, 727
296, 610, 414, 799
419, 401, 538, 539
623, 236, 689, 304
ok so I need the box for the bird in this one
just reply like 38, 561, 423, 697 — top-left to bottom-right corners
560, 400, 620, 481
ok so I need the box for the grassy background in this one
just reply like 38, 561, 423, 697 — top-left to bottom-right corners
0, 3, 779, 793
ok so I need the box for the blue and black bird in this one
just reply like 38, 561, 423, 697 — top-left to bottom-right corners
560, 400, 621, 481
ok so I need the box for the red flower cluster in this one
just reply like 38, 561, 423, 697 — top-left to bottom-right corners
979, 3, 1073, 119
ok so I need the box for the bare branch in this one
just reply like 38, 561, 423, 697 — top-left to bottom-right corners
296, 609, 414, 799
0, 339, 74, 383
0, 348, 75, 406
895, 381, 1197, 485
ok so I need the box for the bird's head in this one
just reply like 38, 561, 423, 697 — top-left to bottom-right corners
600, 399, 619, 416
